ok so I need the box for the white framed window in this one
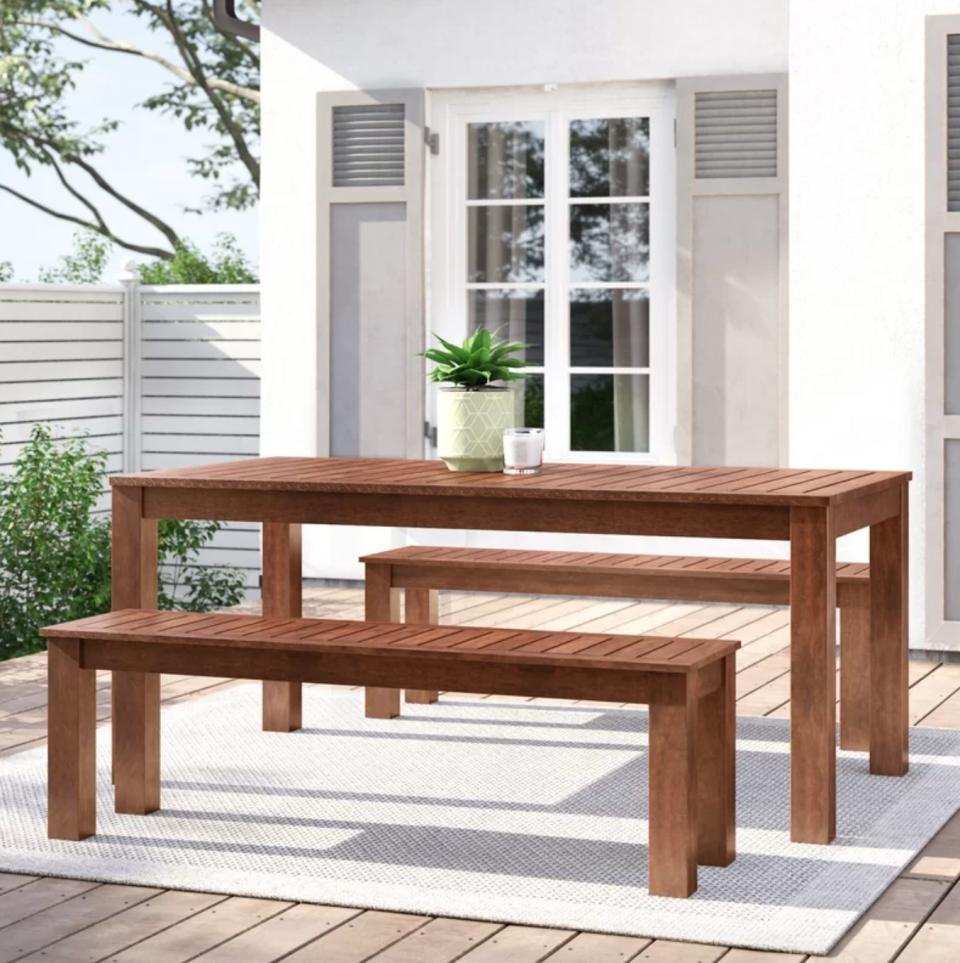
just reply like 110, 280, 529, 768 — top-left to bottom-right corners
428, 85, 676, 463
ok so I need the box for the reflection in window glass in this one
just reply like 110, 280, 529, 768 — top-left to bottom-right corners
570, 203, 649, 282
468, 122, 545, 200
469, 289, 544, 365
570, 117, 649, 197
518, 373, 544, 429
570, 374, 649, 452
570, 290, 649, 368
469, 206, 545, 283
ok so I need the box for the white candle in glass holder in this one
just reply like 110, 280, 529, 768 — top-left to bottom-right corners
503, 428, 544, 475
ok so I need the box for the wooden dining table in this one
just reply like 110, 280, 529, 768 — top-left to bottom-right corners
109, 457, 911, 845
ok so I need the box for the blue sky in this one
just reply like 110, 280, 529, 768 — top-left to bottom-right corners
0, 6, 258, 282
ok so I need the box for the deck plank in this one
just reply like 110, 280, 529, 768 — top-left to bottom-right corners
0, 885, 159, 963
541, 931, 651, 961
193, 903, 361, 962
109, 897, 292, 962
368, 917, 502, 962
13, 890, 226, 963
454, 924, 574, 962
281, 910, 429, 963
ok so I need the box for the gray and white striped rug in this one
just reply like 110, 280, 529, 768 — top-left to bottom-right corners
1, 684, 958, 954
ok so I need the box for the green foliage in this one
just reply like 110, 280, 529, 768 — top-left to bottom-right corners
0, 425, 245, 660
38, 230, 110, 284
0, 1, 259, 258
158, 519, 245, 612
138, 234, 257, 284
422, 327, 528, 390
0, 261, 12, 282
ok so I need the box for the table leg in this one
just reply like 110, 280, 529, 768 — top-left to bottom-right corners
405, 588, 440, 705
870, 485, 909, 775
790, 506, 837, 844
262, 522, 303, 732
111, 486, 160, 814
48, 638, 96, 840
648, 675, 698, 897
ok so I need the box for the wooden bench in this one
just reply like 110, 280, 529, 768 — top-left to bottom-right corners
43, 609, 739, 898
360, 546, 871, 749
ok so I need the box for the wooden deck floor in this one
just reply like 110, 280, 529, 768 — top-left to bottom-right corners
1, 589, 960, 962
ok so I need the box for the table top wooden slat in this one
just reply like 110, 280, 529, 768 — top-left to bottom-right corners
43, 610, 736, 672
111, 457, 909, 507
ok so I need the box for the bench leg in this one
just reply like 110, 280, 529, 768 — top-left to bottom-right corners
648, 677, 698, 897
48, 639, 96, 840
262, 522, 303, 732
839, 596, 870, 751
364, 563, 401, 719
405, 588, 440, 705
697, 654, 736, 867
113, 670, 160, 815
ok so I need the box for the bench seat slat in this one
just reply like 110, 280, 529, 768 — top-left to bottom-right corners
361, 546, 869, 583
43, 610, 736, 674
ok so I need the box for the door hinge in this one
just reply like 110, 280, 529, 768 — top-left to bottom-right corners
424, 420, 438, 447
424, 126, 440, 155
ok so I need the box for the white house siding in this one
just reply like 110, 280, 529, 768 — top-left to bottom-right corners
789, 0, 959, 649
260, 0, 791, 583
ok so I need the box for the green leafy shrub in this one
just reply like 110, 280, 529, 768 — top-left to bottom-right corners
421, 327, 528, 389
0, 426, 246, 660
138, 234, 257, 284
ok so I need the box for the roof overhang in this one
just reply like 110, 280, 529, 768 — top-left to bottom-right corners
212, 0, 260, 42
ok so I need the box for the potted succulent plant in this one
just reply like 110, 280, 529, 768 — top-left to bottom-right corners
422, 327, 528, 472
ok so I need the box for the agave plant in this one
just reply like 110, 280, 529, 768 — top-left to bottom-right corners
421, 327, 528, 389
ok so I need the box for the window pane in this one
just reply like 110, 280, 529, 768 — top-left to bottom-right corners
469, 206, 545, 283
570, 117, 649, 197
469, 289, 544, 365
570, 289, 649, 367
570, 374, 649, 452
518, 373, 544, 429
570, 203, 648, 282
468, 122, 545, 200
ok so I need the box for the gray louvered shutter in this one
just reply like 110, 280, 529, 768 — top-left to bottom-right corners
948, 35, 960, 210
332, 103, 406, 187
694, 89, 778, 179
676, 75, 788, 468
316, 90, 425, 460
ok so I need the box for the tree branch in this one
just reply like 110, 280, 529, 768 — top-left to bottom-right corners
55, 147, 184, 251
17, 16, 259, 103
0, 183, 175, 260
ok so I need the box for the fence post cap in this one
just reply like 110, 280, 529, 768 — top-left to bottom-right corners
116, 261, 140, 283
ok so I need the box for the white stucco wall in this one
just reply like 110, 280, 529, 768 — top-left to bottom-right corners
260, 0, 789, 577
789, 1, 956, 648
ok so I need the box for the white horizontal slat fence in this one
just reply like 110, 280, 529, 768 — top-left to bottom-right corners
0, 277, 262, 598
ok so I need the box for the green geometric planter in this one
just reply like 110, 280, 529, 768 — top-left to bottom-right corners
437, 387, 516, 472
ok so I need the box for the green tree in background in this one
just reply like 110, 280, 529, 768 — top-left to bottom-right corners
0, 1, 259, 260
139, 233, 256, 283
0, 425, 246, 660
35, 229, 257, 283
38, 229, 111, 283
